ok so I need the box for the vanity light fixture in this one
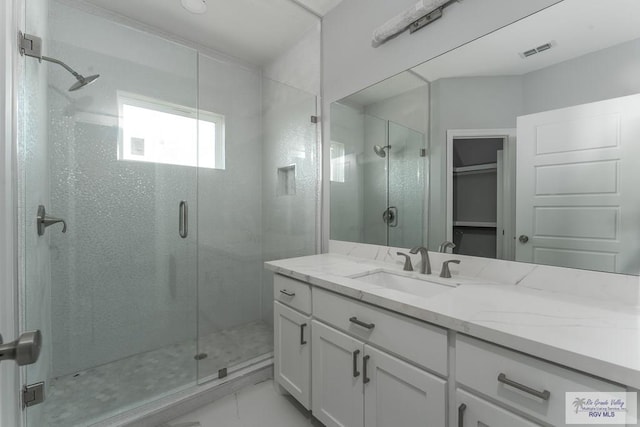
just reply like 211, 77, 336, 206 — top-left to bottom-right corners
181, 0, 207, 14
372, 0, 459, 48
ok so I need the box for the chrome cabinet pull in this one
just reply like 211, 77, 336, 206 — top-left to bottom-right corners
363, 355, 370, 384
349, 316, 375, 330
498, 373, 551, 400
279, 289, 295, 297
458, 403, 466, 427
352, 349, 360, 378
179, 201, 188, 238
300, 323, 307, 345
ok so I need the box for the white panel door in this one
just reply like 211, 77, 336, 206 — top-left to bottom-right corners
312, 320, 364, 427
516, 94, 640, 274
274, 301, 311, 409
363, 345, 447, 427
457, 389, 542, 427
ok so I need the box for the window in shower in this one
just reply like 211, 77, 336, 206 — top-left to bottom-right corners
117, 91, 225, 169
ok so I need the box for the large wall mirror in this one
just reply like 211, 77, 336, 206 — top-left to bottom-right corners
329, 0, 640, 275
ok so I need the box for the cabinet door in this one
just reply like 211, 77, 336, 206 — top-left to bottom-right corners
312, 320, 364, 427
457, 389, 542, 427
364, 345, 447, 427
274, 301, 311, 409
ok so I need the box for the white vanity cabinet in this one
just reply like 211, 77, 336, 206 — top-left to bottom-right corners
455, 335, 626, 426
273, 275, 312, 409
311, 287, 448, 427
312, 320, 447, 427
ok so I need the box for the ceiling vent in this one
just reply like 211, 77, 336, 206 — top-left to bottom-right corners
519, 41, 556, 59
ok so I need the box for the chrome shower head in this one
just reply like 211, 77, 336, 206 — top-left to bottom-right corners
69, 74, 100, 92
20, 33, 100, 92
41, 55, 99, 92
373, 145, 391, 158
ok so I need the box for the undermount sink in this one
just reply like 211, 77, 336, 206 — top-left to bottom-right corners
352, 271, 456, 299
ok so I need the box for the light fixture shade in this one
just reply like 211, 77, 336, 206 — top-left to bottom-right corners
181, 0, 207, 14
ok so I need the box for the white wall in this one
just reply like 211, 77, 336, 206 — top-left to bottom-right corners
364, 85, 429, 135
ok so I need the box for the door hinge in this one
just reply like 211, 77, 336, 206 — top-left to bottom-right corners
420, 148, 427, 157
22, 382, 45, 408
218, 368, 227, 379
18, 31, 42, 59
310, 115, 319, 124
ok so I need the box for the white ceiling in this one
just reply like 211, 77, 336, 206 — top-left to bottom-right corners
412, 0, 640, 81
80, 0, 341, 65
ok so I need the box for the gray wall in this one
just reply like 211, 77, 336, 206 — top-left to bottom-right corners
428, 76, 523, 248
427, 39, 640, 249
523, 38, 640, 114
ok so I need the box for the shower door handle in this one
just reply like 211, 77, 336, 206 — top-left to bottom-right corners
179, 201, 188, 238
0, 330, 42, 366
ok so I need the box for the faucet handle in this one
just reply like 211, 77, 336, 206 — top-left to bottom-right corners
396, 252, 413, 272
440, 259, 460, 278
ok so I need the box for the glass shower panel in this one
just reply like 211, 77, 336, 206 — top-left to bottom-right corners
388, 121, 425, 249
260, 77, 318, 353
362, 114, 388, 245
22, 2, 199, 426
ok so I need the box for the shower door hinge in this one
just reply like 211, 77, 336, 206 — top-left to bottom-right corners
310, 115, 319, 124
18, 31, 42, 59
420, 148, 427, 157
22, 382, 45, 408
218, 368, 228, 379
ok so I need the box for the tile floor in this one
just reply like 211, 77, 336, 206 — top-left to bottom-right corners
43, 321, 273, 427
166, 380, 322, 427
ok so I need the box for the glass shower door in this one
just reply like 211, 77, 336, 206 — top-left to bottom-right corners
20, 2, 199, 426
388, 121, 426, 248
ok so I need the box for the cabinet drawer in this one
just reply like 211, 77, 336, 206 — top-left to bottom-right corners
456, 335, 625, 425
313, 287, 447, 376
457, 388, 542, 427
274, 274, 311, 315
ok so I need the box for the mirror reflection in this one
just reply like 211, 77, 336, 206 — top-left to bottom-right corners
330, 0, 640, 275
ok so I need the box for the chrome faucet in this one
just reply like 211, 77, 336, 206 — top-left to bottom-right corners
409, 246, 431, 274
396, 252, 413, 271
440, 259, 460, 278
439, 241, 456, 253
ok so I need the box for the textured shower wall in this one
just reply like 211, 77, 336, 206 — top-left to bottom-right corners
48, 2, 201, 377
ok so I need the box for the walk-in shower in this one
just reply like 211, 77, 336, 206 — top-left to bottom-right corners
16, 1, 319, 426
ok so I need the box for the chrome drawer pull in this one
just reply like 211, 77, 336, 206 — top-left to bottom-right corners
349, 317, 375, 330
279, 289, 295, 297
498, 373, 551, 400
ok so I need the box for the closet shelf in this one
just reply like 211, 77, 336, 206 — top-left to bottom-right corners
453, 163, 497, 175
453, 221, 497, 228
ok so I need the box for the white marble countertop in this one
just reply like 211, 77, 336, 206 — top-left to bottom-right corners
265, 253, 640, 389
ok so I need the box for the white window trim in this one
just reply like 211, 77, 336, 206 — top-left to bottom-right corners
116, 90, 225, 169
